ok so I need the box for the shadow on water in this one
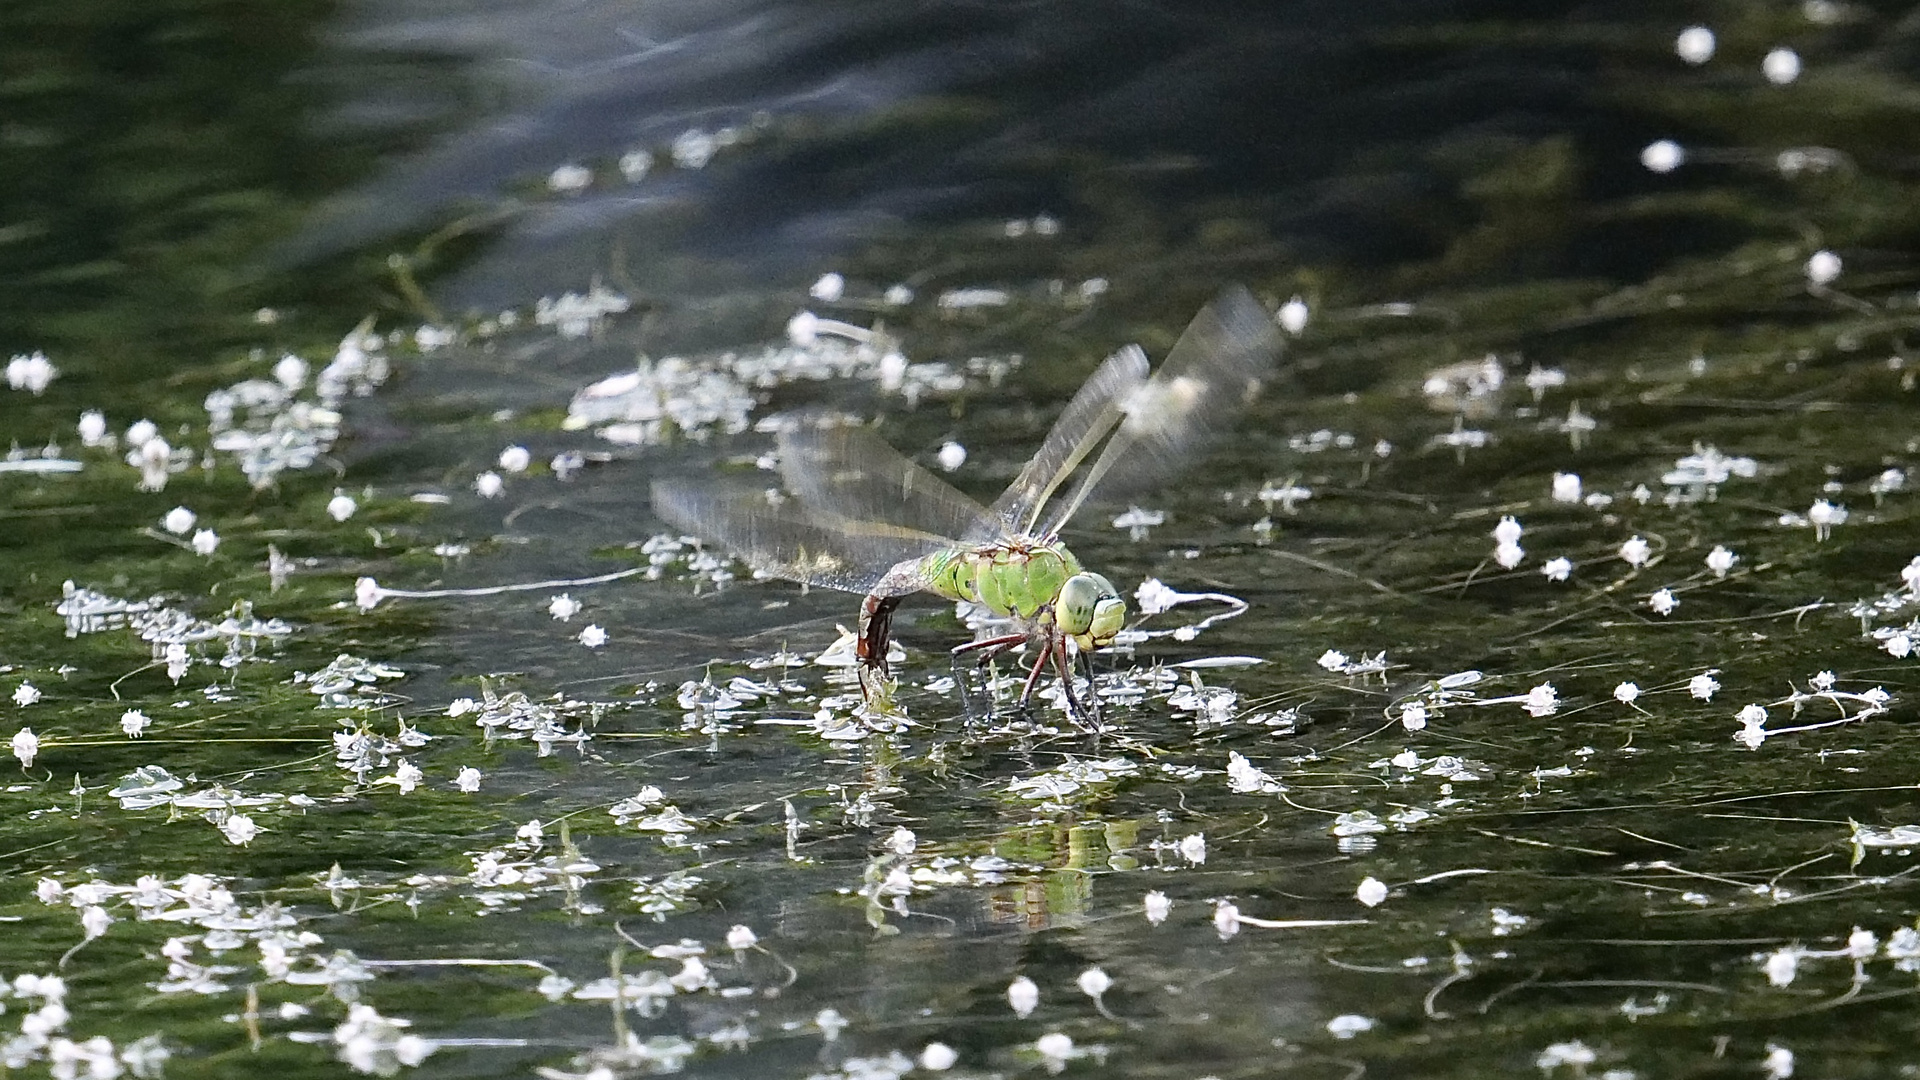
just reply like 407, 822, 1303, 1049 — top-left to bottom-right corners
2, 0, 1920, 1077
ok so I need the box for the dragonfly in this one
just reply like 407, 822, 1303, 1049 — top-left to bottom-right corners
652, 285, 1284, 719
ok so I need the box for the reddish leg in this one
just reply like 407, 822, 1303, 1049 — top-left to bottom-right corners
952, 633, 1025, 659
1017, 640, 1053, 705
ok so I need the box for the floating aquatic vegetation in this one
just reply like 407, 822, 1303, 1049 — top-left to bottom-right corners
4, 350, 58, 394
56, 584, 292, 673
452, 688, 601, 755
1006, 757, 1141, 801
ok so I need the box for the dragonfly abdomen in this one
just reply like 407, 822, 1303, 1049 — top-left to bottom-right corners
921, 540, 1084, 620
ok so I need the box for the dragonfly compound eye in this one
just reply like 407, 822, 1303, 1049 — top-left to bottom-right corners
1059, 572, 1125, 649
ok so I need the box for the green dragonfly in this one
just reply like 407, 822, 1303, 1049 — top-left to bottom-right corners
652, 285, 1283, 718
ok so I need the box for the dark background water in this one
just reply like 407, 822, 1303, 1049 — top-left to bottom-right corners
4, 1, 1920, 1077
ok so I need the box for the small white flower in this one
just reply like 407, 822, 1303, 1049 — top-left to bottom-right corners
1007, 976, 1039, 1018
1494, 541, 1524, 569
884, 283, 914, 306
919, 1042, 958, 1071
5, 351, 58, 394
1613, 682, 1640, 704
1492, 515, 1523, 544
547, 594, 582, 621
1884, 632, 1912, 659
1551, 472, 1582, 502
77, 410, 108, 447
1620, 535, 1651, 567
1763, 946, 1800, 986
1327, 1014, 1375, 1039
726, 925, 758, 951
1676, 26, 1715, 64
354, 576, 383, 612
1536, 1040, 1597, 1070
618, 148, 654, 182
517, 819, 545, 845
455, 766, 482, 792
1705, 545, 1737, 577
273, 354, 308, 390
1806, 249, 1842, 285
1035, 1033, 1075, 1069
937, 441, 967, 472
1541, 556, 1573, 582
1649, 588, 1678, 616
1763, 1043, 1794, 1080
672, 128, 718, 169
1808, 499, 1846, 540
886, 827, 916, 855
80, 905, 112, 940
326, 493, 357, 522
13, 682, 41, 707
578, 624, 608, 648
498, 445, 531, 473
448, 697, 478, 717
190, 529, 219, 556
1524, 682, 1559, 717
1178, 833, 1207, 865
126, 419, 158, 448
162, 506, 197, 534
1076, 967, 1112, 998
1763, 46, 1802, 85
1278, 296, 1310, 335
1810, 670, 1836, 691
392, 760, 423, 794
1688, 672, 1720, 700
1356, 877, 1388, 907
474, 471, 504, 499
137, 436, 172, 491
12, 728, 41, 768
220, 813, 260, 846
547, 163, 592, 192
809, 273, 845, 303
1143, 890, 1172, 925
120, 710, 151, 738
1317, 649, 1350, 672
1846, 926, 1877, 959
1399, 701, 1428, 731
1214, 900, 1241, 939
1641, 139, 1685, 173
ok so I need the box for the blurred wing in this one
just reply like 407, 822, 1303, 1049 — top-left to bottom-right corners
979, 345, 1151, 542
1042, 285, 1284, 535
776, 422, 996, 543
652, 478, 949, 596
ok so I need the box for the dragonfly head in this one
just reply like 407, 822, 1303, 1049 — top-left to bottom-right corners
1058, 572, 1126, 651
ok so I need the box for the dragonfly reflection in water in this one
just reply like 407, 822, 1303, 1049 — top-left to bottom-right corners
652, 286, 1284, 720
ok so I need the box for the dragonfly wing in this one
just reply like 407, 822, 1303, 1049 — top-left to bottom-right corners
1041, 285, 1284, 535
979, 345, 1151, 541
776, 421, 998, 544
653, 478, 948, 597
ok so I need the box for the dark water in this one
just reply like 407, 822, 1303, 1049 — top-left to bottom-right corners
3, 1, 1920, 1078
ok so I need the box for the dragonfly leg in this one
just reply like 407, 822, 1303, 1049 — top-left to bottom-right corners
952, 634, 1025, 714
952, 633, 1026, 659
856, 594, 903, 700
1075, 647, 1103, 728
1016, 642, 1052, 706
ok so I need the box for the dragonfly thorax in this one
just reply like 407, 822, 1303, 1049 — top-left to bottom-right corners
920, 540, 1125, 653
